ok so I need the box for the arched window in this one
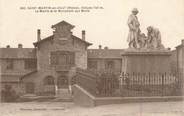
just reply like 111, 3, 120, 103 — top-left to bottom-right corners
44, 76, 54, 85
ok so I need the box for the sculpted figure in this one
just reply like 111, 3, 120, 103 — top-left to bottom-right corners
147, 26, 164, 49
127, 8, 141, 48
138, 33, 147, 48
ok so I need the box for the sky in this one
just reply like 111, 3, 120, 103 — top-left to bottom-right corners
0, 0, 184, 49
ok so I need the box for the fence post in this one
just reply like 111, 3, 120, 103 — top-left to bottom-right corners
119, 72, 123, 97
161, 73, 165, 96
95, 77, 98, 96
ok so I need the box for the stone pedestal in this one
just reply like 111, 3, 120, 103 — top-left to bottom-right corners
121, 49, 172, 74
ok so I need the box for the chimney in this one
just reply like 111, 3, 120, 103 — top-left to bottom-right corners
182, 39, 184, 45
6, 45, 10, 48
82, 30, 85, 41
18, 44, 23, 48
167, 48, 171, 50
37, 29, 41, 41
99, 45, 102, 49
104, 46, 108, 50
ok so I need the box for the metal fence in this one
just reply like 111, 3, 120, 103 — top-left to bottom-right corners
118, 73, 183, 97
76, 70, 183, 97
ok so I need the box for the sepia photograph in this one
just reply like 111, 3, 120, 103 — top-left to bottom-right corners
0, 0, 184, 116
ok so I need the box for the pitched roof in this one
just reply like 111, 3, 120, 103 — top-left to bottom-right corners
33, 35, 92, 47
33, 35, 53, 47
34, 20, 92, 47
87, 49, 125, 59
176, 44, 184, 49
51, 20, 75, 29
72, 35, 92, 46
0, 48, 36, 59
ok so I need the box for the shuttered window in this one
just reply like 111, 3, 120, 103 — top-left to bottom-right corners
6, 60, 14, 70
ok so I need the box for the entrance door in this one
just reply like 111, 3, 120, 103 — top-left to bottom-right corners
25, 82, 34, 94
57, 76, 68, 89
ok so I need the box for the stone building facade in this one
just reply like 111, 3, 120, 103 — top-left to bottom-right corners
0, 21, 92, 95
0, 47, 36, 95
0, 20, 183, 96
87, 48, 123, 74
21, 21, 92, 95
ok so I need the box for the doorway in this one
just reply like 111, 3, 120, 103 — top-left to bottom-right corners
25, 82, 34, 94
57, 76, 68, 89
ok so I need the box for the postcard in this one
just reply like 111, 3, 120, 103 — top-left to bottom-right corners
0, 0, 184, 116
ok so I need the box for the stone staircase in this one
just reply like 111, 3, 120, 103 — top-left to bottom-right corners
54, 88, 73, 102
19, 94, 55, 102
19, 89, 73, 102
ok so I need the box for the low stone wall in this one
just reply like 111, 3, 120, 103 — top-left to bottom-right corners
72, 85, 95, 107
94, 96, 183, 106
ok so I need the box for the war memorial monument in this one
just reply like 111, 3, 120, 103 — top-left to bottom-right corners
121, 8, 171, 74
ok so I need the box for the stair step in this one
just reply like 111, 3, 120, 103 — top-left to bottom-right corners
56, 89, 72, 99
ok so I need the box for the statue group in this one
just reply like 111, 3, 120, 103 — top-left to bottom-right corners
127, 8, 164, 49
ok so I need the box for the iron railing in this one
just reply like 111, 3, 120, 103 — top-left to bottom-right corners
76, 70, 183, 97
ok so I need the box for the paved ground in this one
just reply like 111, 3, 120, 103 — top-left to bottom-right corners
0, 101, 184, 116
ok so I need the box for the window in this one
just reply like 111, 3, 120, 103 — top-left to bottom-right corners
88, 60, 97, 69
50, 51, 75, 65
58, 54, 67, 65
50, 52, 58, 65
44, 76, 55, 85
6, 60, 14, 70
68, 53, 75, 65
105, 60, 114, 70
24, 59, 37, 69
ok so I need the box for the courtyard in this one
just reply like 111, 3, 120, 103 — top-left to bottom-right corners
0, 101, 184, 116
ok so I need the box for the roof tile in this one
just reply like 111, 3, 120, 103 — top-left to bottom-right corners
87, 49, 125, 58
0, 48, 36, 59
